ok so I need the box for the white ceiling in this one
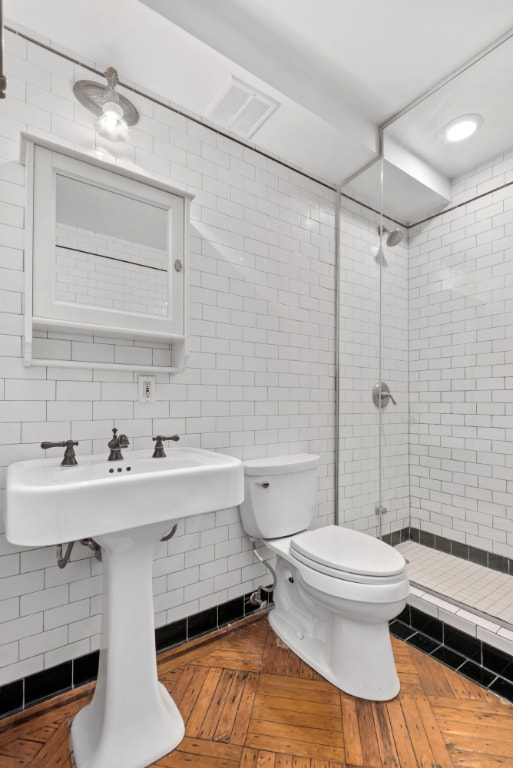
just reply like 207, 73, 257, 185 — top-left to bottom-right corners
6, 0, 513, 224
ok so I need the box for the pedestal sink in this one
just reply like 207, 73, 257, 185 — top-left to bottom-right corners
6, 447, 244, 768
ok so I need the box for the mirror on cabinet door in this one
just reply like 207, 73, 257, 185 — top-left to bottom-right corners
23, 136, 193, 372
54, 176, 169, 319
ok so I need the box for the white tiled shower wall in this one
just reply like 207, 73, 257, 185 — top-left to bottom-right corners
0, 29, 411, 688
409, 152, 513, 556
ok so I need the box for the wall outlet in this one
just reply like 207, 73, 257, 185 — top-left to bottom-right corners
138, 375, 156, 403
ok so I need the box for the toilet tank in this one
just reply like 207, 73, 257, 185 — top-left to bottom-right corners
240, 454, 320, 539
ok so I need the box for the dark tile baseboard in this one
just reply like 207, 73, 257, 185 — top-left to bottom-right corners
391, 605, 513, 704
5, 524, 512, 720
0, 589, 271, 720
383, 527, 513, 576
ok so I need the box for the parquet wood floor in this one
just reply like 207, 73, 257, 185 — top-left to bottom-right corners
1, 615, 513, 767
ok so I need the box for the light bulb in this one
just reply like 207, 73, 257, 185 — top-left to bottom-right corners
96, 100, 129, 142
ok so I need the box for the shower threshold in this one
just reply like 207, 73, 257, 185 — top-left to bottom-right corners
391, 540, 513, 701
396, 540, 513, 639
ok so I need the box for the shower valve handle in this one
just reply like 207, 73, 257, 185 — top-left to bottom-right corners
372, 382, 397, 409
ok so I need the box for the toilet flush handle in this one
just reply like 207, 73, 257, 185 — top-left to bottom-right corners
260, 482, 270, 489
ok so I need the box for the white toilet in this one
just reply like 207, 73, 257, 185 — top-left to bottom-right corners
240, 453, 409, 701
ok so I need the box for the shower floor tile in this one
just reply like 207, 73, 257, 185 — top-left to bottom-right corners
396, 540, 513, 630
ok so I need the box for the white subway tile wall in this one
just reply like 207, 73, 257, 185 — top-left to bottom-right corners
409, 152, 513, 556
0, 29, 351, 687
3, 26, 510, 694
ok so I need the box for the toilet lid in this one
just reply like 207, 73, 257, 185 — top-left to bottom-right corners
290, 525, 406, 578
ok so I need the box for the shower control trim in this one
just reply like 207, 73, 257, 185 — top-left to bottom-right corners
372, 382, 397, 409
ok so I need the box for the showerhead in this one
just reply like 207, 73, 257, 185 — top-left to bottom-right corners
386, 228, 403, 247
378, 226, 403, 247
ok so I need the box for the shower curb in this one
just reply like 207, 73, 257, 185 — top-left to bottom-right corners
391, 605, 513, 705
387, 527, 513, 704
383, 526, 513, 576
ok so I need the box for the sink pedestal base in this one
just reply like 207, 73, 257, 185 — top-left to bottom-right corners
70, 522, 184, 768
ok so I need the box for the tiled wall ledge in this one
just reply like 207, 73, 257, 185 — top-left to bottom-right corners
384, 527, 513, 575
0, 590, 269, 720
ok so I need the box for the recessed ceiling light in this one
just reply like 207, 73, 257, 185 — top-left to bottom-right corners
443, 115, 482, 142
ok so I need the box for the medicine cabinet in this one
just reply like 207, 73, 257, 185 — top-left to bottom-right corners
23, 136, 193, 372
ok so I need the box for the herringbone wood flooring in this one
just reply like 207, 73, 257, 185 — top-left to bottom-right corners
1, 615, 513, 767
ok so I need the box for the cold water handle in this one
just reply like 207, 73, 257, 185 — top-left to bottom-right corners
152, 434, 180, 458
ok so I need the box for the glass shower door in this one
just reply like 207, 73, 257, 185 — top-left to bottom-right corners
376, 162, 410, 541
336, 158, 409, 540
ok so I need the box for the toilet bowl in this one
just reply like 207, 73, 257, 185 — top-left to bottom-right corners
240, 454, 409, 701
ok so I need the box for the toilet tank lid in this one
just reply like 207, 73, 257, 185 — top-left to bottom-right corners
243, 453, 320, 476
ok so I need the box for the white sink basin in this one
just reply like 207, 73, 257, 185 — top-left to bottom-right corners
6, 446, 243, 546
5, 445, 244, 768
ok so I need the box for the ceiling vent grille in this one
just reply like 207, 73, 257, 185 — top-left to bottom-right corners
206, 76, 279, 139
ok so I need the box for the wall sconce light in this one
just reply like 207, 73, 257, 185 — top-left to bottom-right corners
73, 67, 139, 142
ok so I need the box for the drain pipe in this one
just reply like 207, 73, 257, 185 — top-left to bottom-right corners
248, 540, 277, 606
56, 538, 102, 569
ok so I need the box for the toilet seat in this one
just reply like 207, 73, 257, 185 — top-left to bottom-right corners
290, 525, 407, 585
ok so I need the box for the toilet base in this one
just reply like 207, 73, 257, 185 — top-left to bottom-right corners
269, 608, 400, 701
267, 557, 404, 701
